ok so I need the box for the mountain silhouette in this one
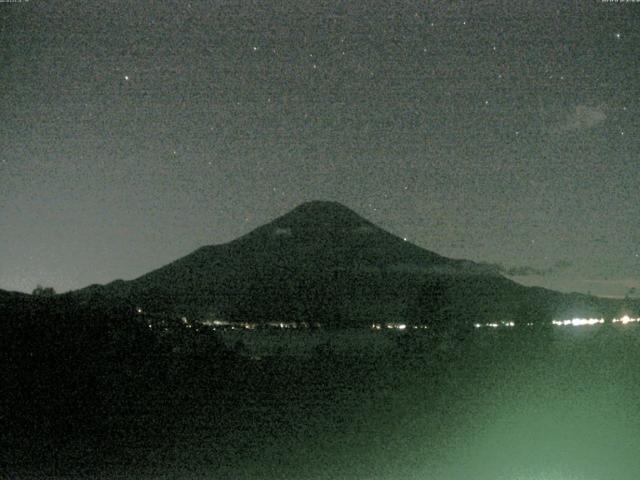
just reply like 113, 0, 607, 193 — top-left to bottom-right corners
69, 201, 624, 327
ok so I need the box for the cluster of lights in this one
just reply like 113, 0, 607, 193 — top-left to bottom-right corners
551, 316, 640, 327
144, 314, 640, 332
372, 323, 406, 330
265, 321, 308, 329
371, 323, 428, 331
612, 315, 639, 325
552, 318, 604, 327
473, 321, 515, 329
202, 319, 257, 329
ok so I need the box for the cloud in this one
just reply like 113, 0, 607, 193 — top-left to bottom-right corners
580, 278, 640, 299
488, 260, 573, 277
553, 104, 607, 133
503, 265, 550, 276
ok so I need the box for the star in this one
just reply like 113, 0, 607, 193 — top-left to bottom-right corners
124, 75, 129, 81
615, 33, 621, 39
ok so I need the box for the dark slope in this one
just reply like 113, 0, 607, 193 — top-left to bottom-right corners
0, 289, 29, 301
69, 201, 626, 326
0, 289, 35, 318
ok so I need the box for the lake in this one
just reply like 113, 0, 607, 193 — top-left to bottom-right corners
11, 323, 640, 480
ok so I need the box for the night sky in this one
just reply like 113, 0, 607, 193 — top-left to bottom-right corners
1, 1, 638, 298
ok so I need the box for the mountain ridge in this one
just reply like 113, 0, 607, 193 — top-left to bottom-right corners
65, 201, 627, 326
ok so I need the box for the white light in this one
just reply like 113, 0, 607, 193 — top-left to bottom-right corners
124, 75, 129, 81
552, 317, 604, 327
613, 315, 638, 325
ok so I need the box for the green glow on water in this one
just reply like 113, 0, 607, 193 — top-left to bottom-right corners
17, 325, 640, 479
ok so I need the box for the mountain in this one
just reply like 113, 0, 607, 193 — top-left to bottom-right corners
0, 288, 31, 309
0, 288, 28, 299
69, 201, 626, 327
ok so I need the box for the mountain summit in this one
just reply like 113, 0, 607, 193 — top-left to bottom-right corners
267, 200, 372, 230
228, 200, 452, 272
72, 201, 622, 326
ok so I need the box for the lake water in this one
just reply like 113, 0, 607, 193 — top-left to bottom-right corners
217, 327, 401, 356
206, 324, 640, 480
18, 323, 640, 480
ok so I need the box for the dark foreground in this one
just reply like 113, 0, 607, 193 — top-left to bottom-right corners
3, 304, 640, 479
